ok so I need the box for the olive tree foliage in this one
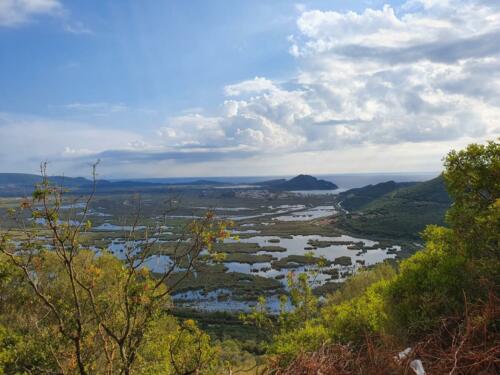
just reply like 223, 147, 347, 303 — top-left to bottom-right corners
0, 163, 230, 375
443, 139, 500, 261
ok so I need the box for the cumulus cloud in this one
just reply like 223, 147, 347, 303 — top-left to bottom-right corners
146, 0, 498, 163
282, 0, 500, 148
0, 0, 63, 26
224, 77, 278, 96
3, 0, 499, 175
291, 1, 500, 55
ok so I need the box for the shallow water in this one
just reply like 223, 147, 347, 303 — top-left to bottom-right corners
273, 205, 336, 221
194, 206, 255, 211
291, 189, 345, 196
224, 204, 307, 221
230, 229, 261, 234
91, 210, 399, 312
172, 289, 290, 313
221, 234, 398, 288
93, 223, 146, 231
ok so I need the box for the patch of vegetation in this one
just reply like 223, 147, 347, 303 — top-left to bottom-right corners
259, 245, 287, 252
333, 256, 352, 266
214, 242, 262, 254
258, 221, 334, 237
271, 255, 331, 270
307, 239, 351, 247
166, 263, 283, 297
220, 253, 275, 264
312, 281, 341, 296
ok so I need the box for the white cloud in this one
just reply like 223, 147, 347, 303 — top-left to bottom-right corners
157, 114, 225, 147
224, 77, 278, 96
0, 0, 62, 26
62, 147, 93, 157
282, 0, 500, 149
291, 1, 500, 55
0, 113, 146, 173
2, 0, 499, 176
63, 20, 93, 35
158, 0, 499, 165
61, 102, 129, 114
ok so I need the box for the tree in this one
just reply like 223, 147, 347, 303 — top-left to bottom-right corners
0, 163, 230, 374
444, 139, 500, 261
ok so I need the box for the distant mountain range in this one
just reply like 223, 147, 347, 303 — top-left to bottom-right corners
0, 173, 166, 196
0, 173, 337, 196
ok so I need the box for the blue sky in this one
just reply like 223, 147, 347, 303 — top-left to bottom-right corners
2, 1, 395, 117
0, 0, 498, 177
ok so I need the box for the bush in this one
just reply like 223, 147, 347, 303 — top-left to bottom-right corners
385, 226, 470, 338
269, 321, 330, 366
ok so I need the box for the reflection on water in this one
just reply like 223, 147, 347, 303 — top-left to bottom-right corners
291, 189, 345, 196
93, 223, 146, 231
88, 201, 400, 313
222, 234, 398, 288
273, 205, 336, 221
100, 232, 399, 313
172, 289, 290, 314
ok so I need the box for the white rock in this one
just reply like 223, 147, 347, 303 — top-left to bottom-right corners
398, 347, 412, 360
410, 359, 426, 375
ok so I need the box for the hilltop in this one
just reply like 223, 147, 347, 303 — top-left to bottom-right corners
258, 174, 338, 190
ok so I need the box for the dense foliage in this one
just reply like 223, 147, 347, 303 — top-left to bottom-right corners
0, 252, 222, 374
337, 175, 451, 239
0, 165, 237, 374
255, 140, 499, 372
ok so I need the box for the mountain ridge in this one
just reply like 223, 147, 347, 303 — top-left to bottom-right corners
334, 175, 451, 240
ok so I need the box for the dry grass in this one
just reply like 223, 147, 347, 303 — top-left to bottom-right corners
268, 291, 499, 375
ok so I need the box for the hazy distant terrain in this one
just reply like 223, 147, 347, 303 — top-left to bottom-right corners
0, 172, 437, 196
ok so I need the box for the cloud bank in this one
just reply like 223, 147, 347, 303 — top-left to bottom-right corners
2, 0, 499, 176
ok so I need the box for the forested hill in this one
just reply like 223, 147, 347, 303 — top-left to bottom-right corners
0, 173, 91, 186
335, 175, 451, 240
0, 173, 98, 195
337, 180, 418, 211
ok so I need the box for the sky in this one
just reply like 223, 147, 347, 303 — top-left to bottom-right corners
0, 0, 499, 178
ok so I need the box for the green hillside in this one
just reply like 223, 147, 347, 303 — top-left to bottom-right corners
335, 175, 451, 240
337, 180, 417, 211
